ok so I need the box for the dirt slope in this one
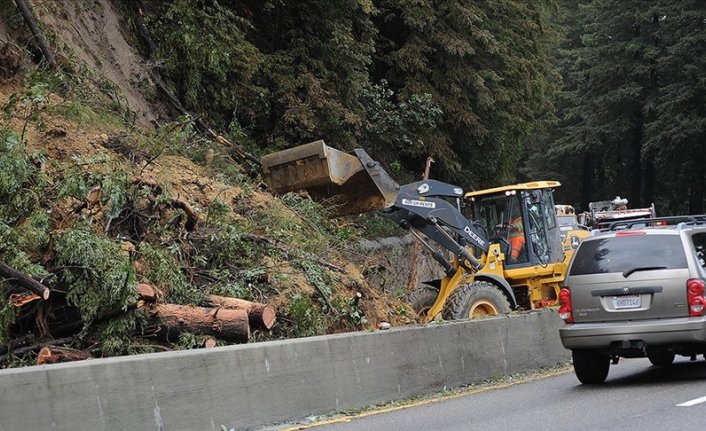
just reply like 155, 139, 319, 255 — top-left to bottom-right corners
33, 0, 161, 125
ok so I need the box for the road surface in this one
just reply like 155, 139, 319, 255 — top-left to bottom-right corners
278, 357, 706, 431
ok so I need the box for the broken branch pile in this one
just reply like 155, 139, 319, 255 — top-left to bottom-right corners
1, 265, 276, 365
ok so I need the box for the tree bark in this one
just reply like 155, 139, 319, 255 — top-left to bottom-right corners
688, 165, 705, 214
0, 336, 74, 363
0, 260, 50, 300
643, 152, 655, 208
13, 0, 58, 69
204, 295, 276, 330
37, 346, 91, 365
149, 303, 250, 343
630, 109, 644, 207
581, 152, 595, 211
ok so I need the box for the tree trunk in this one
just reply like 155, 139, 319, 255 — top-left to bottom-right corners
643, 152, 655, 208
0, 260, 50, 300
688, 166, 705, 214
204, 295, 276, 330
13, 0, 58, 69
149, 303, 250, 343
37, 346, 91, 365
581, 152, 595, 210
630, 110, 644, 207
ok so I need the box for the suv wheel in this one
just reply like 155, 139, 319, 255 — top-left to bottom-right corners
648, 351, 675, 366
572, 349, 610, 384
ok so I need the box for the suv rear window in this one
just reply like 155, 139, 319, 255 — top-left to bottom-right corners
570, 235, 687, 276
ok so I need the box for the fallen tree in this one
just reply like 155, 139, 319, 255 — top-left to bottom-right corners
204, 295, 276, 330
0, 260, 51, 300
37, 345, 91, 365
148, 303, 250, 343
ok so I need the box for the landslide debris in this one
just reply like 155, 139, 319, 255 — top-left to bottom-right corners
0, 2, 412, 366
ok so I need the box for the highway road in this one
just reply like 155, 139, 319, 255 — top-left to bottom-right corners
284, 357, 706, 431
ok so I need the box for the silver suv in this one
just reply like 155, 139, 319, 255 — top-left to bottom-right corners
558, 216, 706, 384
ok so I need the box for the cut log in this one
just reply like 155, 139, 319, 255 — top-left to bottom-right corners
0, 336, 74, 363
204, 295, 276, 330
137, 283, 159, 302
37, 346, 91, 365
0, 260, 50, 300
149, 303, 250, 343
8, 292, 41, 307
204, 338, 217, 348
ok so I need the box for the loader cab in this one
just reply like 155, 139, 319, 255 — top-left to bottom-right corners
465, 182, 564, 267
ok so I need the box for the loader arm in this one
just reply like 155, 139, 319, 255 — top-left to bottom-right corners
379, 180, 488, 275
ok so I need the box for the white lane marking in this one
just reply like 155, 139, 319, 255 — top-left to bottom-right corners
677, 395, 706, 407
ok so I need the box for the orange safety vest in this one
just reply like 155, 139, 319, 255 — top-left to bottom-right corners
508, 215, 525, 260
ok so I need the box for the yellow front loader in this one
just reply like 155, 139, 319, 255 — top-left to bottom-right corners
261, 140, 589, 321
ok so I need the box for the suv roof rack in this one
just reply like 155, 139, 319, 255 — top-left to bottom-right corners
602, 215, 706, 231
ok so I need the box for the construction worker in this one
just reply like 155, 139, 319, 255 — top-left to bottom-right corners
507, 201, 525, 263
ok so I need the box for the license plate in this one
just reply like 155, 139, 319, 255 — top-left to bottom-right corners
613, 294, 641, 309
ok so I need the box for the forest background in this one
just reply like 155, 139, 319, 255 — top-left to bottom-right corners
146, 0, 705, 214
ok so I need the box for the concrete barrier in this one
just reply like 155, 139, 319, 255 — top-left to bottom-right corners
0, 310, 569, 431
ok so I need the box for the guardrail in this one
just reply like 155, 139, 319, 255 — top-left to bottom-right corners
0, 309, 568, 430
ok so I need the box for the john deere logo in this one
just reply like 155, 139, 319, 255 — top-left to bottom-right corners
417, 183, 430, 194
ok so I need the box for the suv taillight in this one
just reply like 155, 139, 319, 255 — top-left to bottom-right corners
558, 287, 574, 323
687, 279, 706, 316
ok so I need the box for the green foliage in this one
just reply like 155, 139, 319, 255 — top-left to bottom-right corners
0, 128, 46, 225
176, 331, 219, 350
204, 198, 231, 227
54, 228, 137, 323
247, 0, 376, 150
0, 302, 14, 343
0, 130, 50, 341
353, 213, 405, 239
528, 1, 706, 214
285, 293, 327, 337
94, 311, 148, 356
375, 0, 560, 186
151, 0, 260, 126
194, 225, 257, 270
253, 193, 337, 254
361, 80, 442, 161
331, 296, 367, 327
140, 242, 201, 305
208, 282, 253, 302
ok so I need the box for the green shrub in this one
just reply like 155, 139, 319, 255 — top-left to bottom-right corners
140, 242, 201, 305
285, 293, 326, 337
54, 228, 137, 323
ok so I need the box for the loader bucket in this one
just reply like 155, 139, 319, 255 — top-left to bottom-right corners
261, 140, 400, 217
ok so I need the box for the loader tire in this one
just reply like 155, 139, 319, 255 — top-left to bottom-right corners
407, 286, 439, 318
442, 281, 511, 320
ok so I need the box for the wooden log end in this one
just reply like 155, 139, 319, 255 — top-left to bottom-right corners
260, 306, 276, 330
204, 338, 217, 349
37, 346, 91, 365
8, 292, 41, 307
137, 283, 158, 302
